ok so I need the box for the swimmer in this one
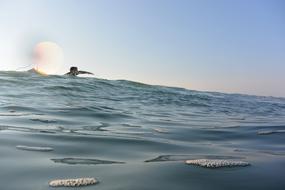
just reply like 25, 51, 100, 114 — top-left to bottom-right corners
65, 67, 94, 76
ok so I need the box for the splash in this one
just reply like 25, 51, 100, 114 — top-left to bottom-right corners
32, 41, 64, 75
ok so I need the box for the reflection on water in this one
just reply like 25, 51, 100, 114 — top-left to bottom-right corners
51, 158, 125, 165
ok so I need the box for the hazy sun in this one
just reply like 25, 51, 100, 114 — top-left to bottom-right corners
33, 41, 64, 75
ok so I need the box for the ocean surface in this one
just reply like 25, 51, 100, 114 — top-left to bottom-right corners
1, 71, 285, 190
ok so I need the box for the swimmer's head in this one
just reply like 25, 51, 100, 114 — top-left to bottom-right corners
70, 67, 78, 72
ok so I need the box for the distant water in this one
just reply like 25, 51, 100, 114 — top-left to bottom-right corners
1, 71, 285, 190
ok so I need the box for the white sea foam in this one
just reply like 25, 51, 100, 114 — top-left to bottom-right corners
185, 159, 250, 168
49, 177, 98, 187
16, 145, 53, 151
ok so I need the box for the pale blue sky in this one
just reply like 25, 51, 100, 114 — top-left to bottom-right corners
0, 0, 285, 97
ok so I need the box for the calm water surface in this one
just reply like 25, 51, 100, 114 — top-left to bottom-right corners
0, 71, 285, 190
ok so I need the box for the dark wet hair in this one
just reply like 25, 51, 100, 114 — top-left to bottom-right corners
70, 67, 78, 72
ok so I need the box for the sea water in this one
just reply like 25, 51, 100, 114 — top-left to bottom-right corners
0, 71, 285, 190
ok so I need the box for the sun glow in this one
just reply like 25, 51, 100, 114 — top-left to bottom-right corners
33, 42, 64, 75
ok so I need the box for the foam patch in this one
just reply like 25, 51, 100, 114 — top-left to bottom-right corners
185, 159, 250, 168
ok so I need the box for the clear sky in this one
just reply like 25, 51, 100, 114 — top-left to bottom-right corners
0, 0, 284, 97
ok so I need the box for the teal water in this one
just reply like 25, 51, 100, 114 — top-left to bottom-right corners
0, 71, 285, 189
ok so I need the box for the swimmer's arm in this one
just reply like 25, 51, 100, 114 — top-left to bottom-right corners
65, 72, 71, 75
78, 71, 94, 75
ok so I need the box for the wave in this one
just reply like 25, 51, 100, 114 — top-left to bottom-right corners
1, 70, 285, 125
